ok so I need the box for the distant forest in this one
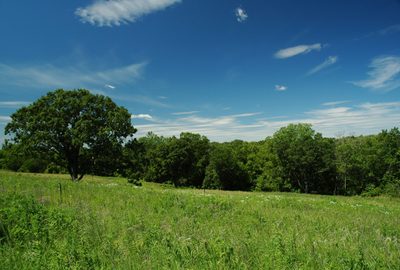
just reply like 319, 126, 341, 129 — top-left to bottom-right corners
2, 123, 399, 197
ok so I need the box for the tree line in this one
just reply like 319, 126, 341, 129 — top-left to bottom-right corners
0, 89, 399, 196
120, 126, 400, 196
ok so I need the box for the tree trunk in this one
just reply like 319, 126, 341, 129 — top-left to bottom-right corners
70, 165, 79, 181
67, 152, 81, 181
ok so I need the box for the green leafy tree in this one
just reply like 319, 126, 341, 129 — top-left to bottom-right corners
5, 89, 136, 181
0, 141, 28, 171
138, 132, 210, 187
0, 145, 6, 169
271, 123, 336, 194
335, 135, 387, 195
140, 133, 174, 184
246, 139, 289, 192
336, 136, 369, 194
168, 133, 210, 187
378, 128, 400, 182
204, 144, 251, 190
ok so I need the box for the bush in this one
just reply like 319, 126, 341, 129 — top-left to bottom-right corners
127, 171, 142, 186
18, 158, 48, 173
361, 184, 382, 197
45, 163, 66, 174
383, 180, 400, 197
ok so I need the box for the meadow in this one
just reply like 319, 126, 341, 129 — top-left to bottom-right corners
0, 170, 399, 269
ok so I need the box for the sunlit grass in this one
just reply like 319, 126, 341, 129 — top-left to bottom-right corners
1, 170, 399, 269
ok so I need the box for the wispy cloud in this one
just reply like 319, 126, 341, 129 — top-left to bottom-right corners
0, 101, 30, 108
131, 114, 153, 120
275, 85, 287, 91
0, 62, 147, 90
302, 102, 400, 135
307, 56, 338, 75
76, 0, 181, 27
172, 111, 199, 116
105, 84, 116, 89
353, 56, 400, 91
0, 116, 11, 123
379, 24, 400, 35
322, 100, 350, 107
274, 43, 322, 59
233, 112, 261, 117
235, 7, 248, 22
134, 102, 400, 141
135, 112, 262, 141
112, 94, 171, 108
355, 24, 400, 41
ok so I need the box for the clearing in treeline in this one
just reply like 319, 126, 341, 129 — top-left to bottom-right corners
0, 170, 399, 269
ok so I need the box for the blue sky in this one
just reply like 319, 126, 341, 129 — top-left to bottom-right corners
1, 0, 400, 142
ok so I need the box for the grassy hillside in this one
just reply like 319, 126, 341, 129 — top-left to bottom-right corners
0, 170, 399, 269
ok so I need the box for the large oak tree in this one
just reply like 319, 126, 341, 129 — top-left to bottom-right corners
5, 89, 136, 181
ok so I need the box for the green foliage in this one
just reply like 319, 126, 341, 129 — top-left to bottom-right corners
126, 170, 143, 186
382, 180, 400, 197
0, 148, 4, 169
204, 144, 252, 190
119, 124, 399, 196
169, 132, 210, 187
335, 128, 400, 196
379, 128, 400, 183
18, 158, 48, 173
0, 141, 26, 171
45, 163, 67, 174
246, 139, 290, 192
138, 132, 210, 187
5, 89, 136, 181
271, 124, 337, 194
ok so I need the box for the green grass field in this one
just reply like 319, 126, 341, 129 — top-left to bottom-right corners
1, 170, 399, 269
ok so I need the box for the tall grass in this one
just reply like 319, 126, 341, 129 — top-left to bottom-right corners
1, 170, 399, 269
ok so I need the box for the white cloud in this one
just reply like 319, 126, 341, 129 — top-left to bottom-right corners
0, 62, 146, 90
131, 114, 153, 120
105, 84, 116, 89
232, 112, 261, 117
235, 7, 248, 22
275, 85, 287, 91
76, 0, 181, 27
172, 111, 199, 115
307, 56, 338, 75
0, 116, 11, 123
353, 56, 400, 91
0, 101, 30, 108
133, 102, 400, 142
135, 112, 262, 141
356, 24, 400, 41
0, 62, 170, 108
379, 24, 400, 35
274, 43, 322, 59
322, 100, 350, 107
112, 94, 170, 108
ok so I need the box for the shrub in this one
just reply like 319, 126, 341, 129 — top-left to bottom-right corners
45, 163, 66, 174
18, 158, 48, 173
383, 180, 400, 197
127, 171, 143, 186
361, 184, 382, 197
